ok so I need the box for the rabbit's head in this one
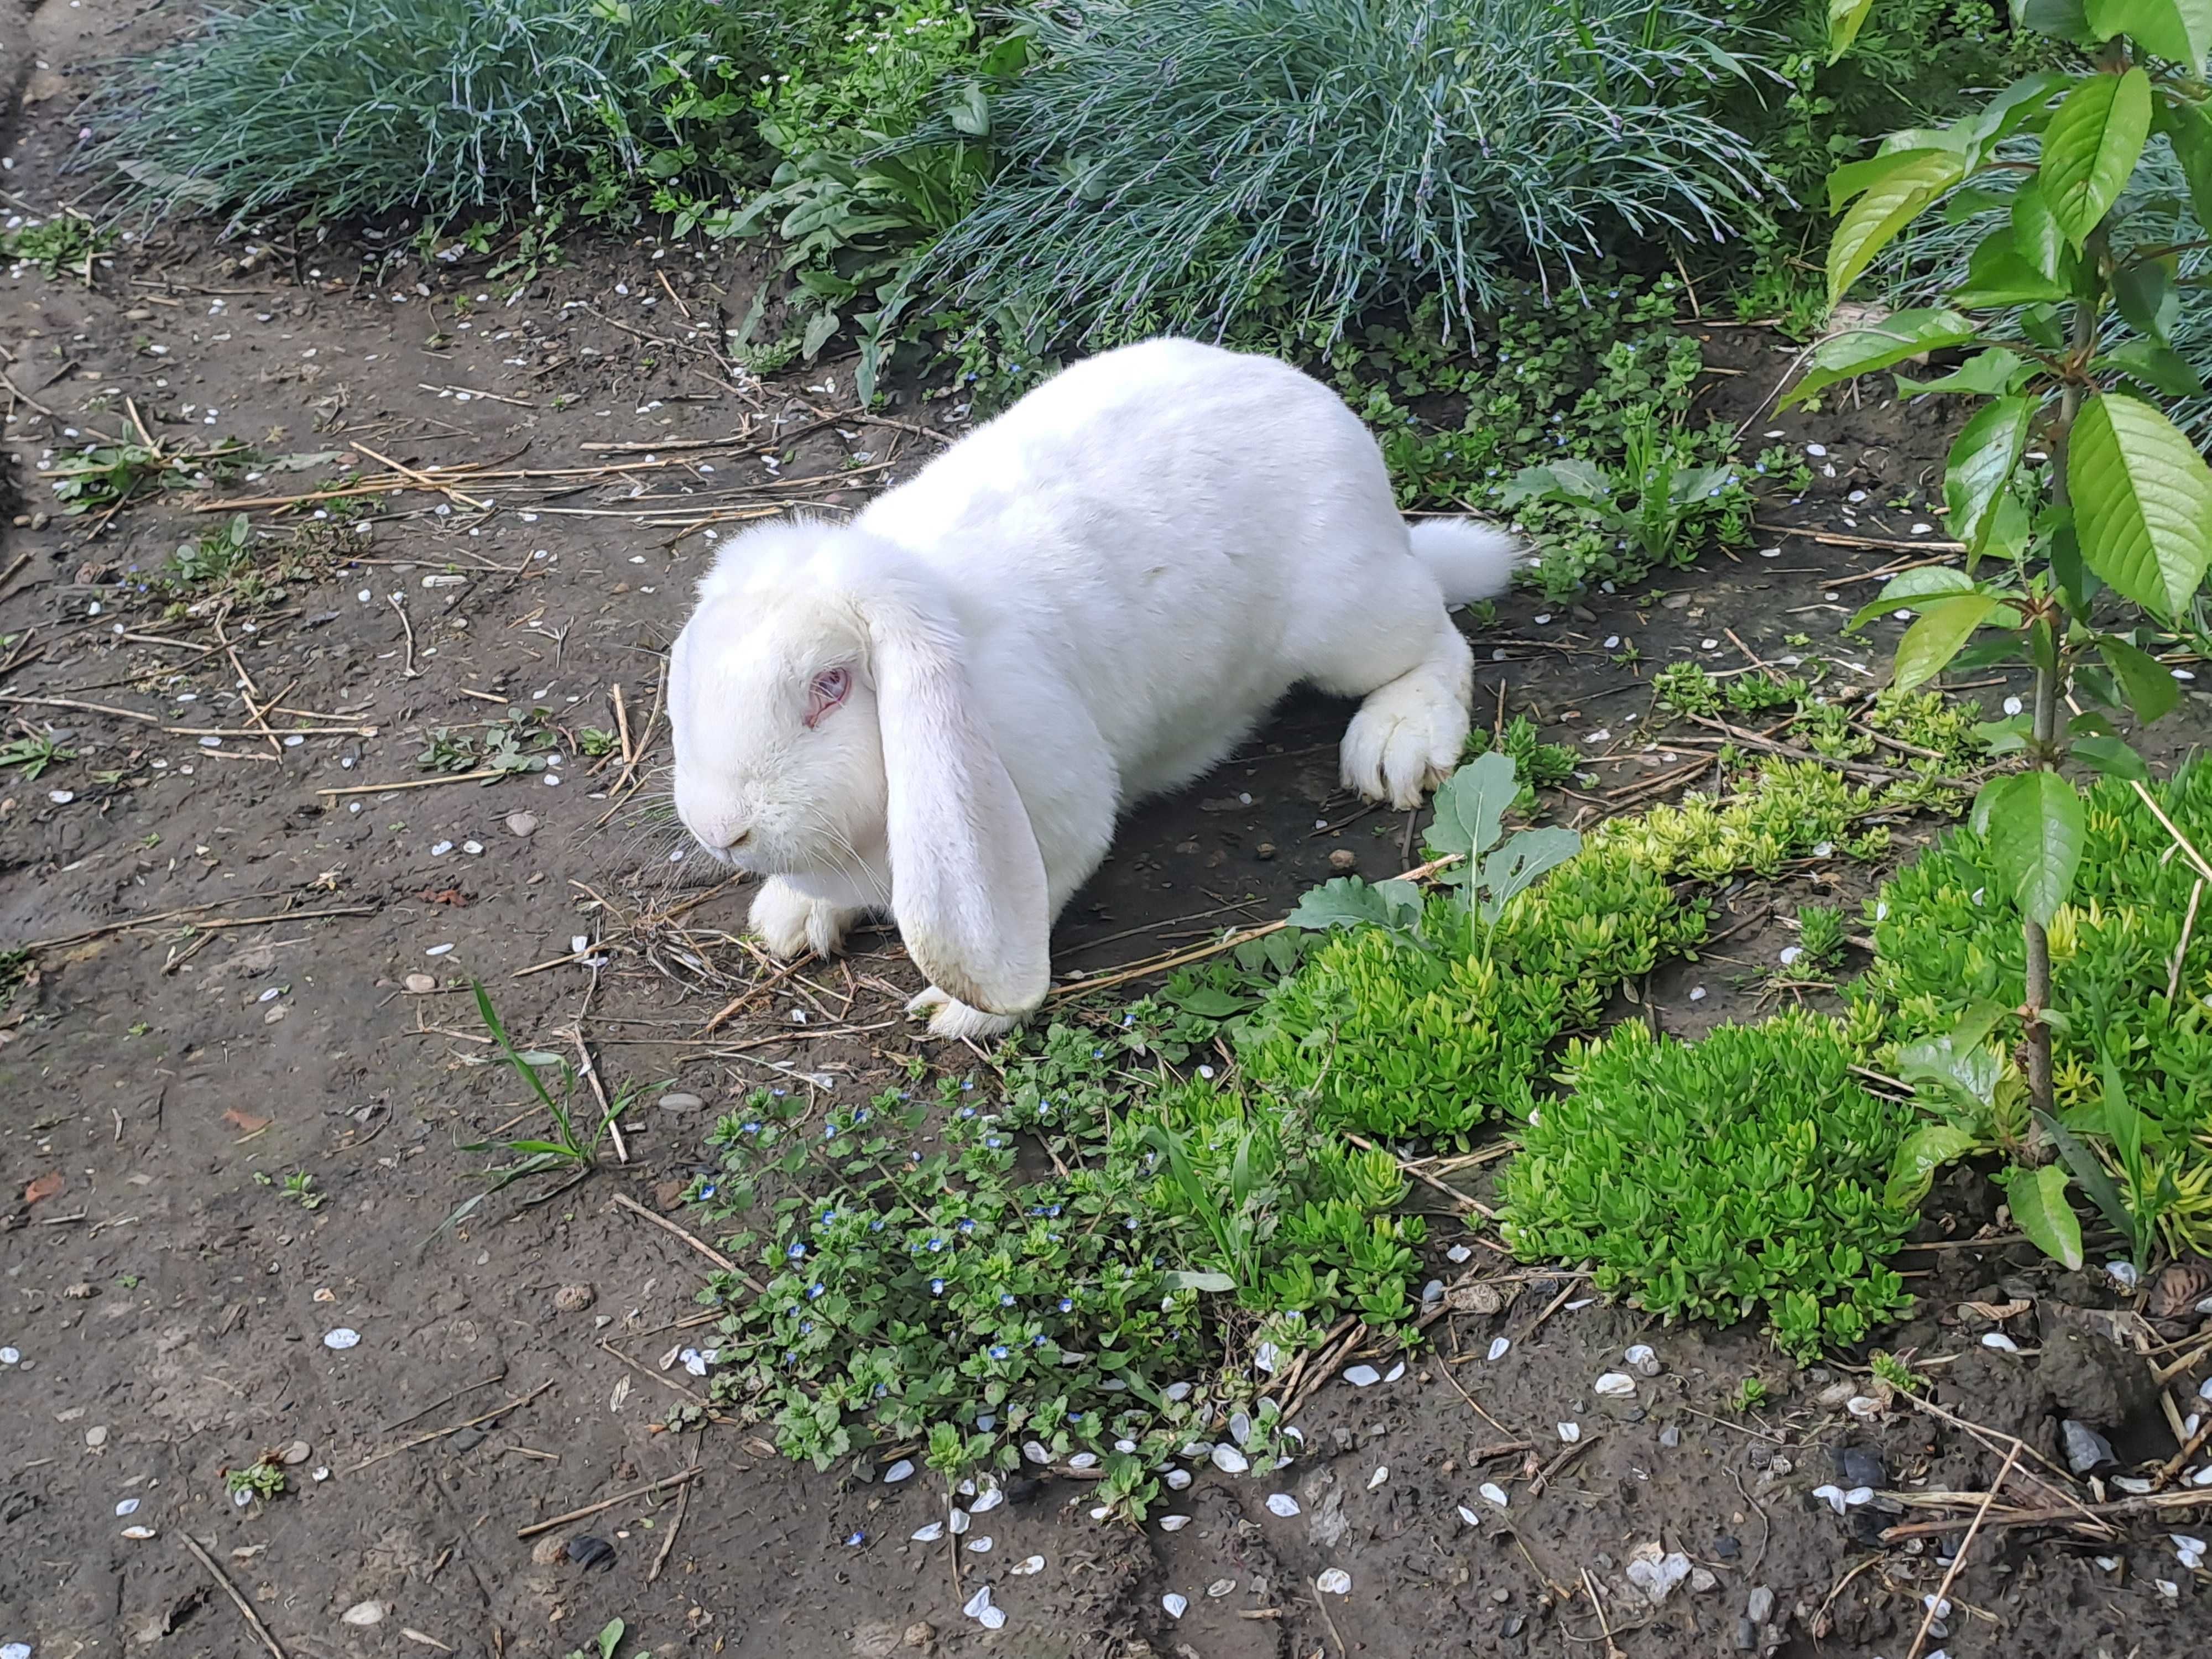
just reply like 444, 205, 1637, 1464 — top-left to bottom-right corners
669, 519, 1050, 1015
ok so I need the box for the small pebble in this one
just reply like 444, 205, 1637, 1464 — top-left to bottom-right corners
403, 973, 436, 994
552, 1284, 595, 1314
660, 1092, 704, 1113
1159, 1514, 1192, 1531
505, 811, 539, 837
1328, 849, 1357, 873
340, 1603, 385, 1627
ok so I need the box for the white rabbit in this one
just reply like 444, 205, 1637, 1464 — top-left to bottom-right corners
669, 337, 1519, 1039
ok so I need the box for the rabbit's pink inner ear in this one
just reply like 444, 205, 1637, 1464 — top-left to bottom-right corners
868, 601, 1050, 1017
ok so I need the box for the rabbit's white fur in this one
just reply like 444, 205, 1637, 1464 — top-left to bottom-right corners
670, 337, 1518, 1039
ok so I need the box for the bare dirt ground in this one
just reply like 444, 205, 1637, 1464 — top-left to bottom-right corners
4, 2, 2209, 1656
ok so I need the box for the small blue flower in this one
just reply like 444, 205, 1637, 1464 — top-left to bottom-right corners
985, 1136, 1004, 1149
740, 1121, 761, 1135
957, 1218, 977, 1233
844, 1530, 865, 1547
1032, 1334, 1048, 1347
800, 1321, 815, 1335
698, 1183, 718, 1201
818, 1209, 837, 1227
958, 1105, 977, 1120
823, 1123, 838, 1139
807, 1283, 826, 1300
873, 1383, 889, 1397
999, 1293, 1015, 1307
989, 1344, 1010, 1360
1058, 1297, 1074, 1313
855, 1107, 870, 1123
961, 1079, 974, 1091
787, 1241, 807, 1260
869, 1218, 885, 1233
930, 1277, 947, 1295
926, 1237, 946, 1252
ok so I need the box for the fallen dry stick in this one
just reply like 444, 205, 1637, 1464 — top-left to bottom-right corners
175, 1530, 292, 1659
609, 1192, 764, 1293
350, 1379, 556, 1471
1905, 1442, 2018, 1659
317, 769, 508, 799
516, 1467, 702, 1538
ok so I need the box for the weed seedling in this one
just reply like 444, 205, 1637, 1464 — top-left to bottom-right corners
223, 1454, 288, 1505
0, 733, 75, 781
431, 985, 637, 1245
0, 212, 114, 281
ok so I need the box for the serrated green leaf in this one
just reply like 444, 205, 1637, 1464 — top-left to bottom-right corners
1785, 309, 1981, 408
1986, 768, 2086, 924
1828, 150, 1968, 305
1946, 398, 2037, 556
2042, 69, 2152, 247
1284, 875, 1423, 936
2001, 1162, 2084, 1269
1828, 0, 1878, 58
2096, 634, 2183, 721
1477, 826, 1582, 922
2100, 339, 2205, 397
1899, 346, 2030, 398
1893, 593, 2004, 689
2069, 392, 2212, 619
2069, 733, 2152, 778
1427, 752, 1517, 868
2086, 0, 2212, 70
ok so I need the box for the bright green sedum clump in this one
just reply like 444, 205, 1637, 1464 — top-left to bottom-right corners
1499, 1010, 1917, 1359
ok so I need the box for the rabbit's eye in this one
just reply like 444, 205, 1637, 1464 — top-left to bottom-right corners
805, 666, 852, 728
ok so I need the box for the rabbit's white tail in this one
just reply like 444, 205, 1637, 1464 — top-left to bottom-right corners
1406, 518, 1522, 605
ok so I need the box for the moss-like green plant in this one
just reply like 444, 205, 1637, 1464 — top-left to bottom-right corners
1499, 1009, 1916, 1359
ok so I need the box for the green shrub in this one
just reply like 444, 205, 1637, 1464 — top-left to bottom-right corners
918, 0, 1768, 348
1850, 764, 2212, 1254
91, 0, 760, 228
1499, 1010, 1916, 1358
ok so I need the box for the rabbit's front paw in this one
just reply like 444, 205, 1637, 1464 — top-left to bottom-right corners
1340, 676, 1469, 810
905, 984, 1021, 1041
750, 877, 857, 958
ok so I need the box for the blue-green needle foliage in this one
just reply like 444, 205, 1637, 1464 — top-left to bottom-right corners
918, 0, 1771, 347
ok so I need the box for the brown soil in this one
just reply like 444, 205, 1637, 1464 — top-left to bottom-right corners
3, 3, 2208, 1656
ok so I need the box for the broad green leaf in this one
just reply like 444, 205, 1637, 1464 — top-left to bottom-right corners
2098, 634, 2183, 721
2038, 1104, 2141, 1255
1848, 564, 1975, 630
1900, 346, 2028, 398
1946, 398, 2036, 555
2013, 0, 2097, 41
1784, 308, 1980, 407
1829, 0, 1877, 59
2069, 733, 2152, 778
2069, 392, 2212, 618
2041, 69, 2152, 247
1500, 457, 1611, 511
2012, 178, 2065, 279
2000, 1162, 2084, 1269
1954, 229, 2069, 306
800, 307, 841, 360
2086, 0, 2212, 70
1285, 875, 1423, 937
1426, 751, 1518, 867
1986, 768, 2086, 924
1828, 146, 1952, 213
1477, 827, 1583, 921
2100, 339, 2205, 397
2157, 96, 2212, 229
1893, 593, 2004, 689
1828, 150, 1968, 305
1958, 71, 2073, 160
1885, 1124, 1983, 1208
1162, 1270, 1237, 1293
2099, 1057, 2145, 1176
2114, 258, 2181, 344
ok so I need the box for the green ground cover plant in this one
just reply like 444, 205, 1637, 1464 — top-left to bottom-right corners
1851, 764, 2212, 1261
1498, 1009, 1916, 1358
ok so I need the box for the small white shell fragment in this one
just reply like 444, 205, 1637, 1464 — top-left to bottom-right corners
1266, 1493, 1301, 1517
116, 1499, 139, 1516
1316, 1568, 1352, 1595
1446, 1244, 1472, 1263
1207, 1578, 1237, 1598
1566, 1297, 1596, 1311
1159, 1514, 1192, 1531
969, 1486, 1004, 1514
1457, 1505, 1481, 1527
1625, 1344, 1659, 1375
1088, 1505, 1110, 1520
1557, 1422, 1581, 1443
1162, 1594, 1188, 1619
947, 1507, 969, 1536
2113, 1475, 2155, 1494
1010, 1554, 1046, 1575
1488, 1337, 1510, 1362
1980, 1332, 2020, 1353
978, 1606, 1006, 1631
962, 1586, 995, 1621
2199, 1375, 2212, 1404
1368, 1467, 1389, 1491
1384, 1361, 1406, 1383
1211, 1444, 1250, 1474
1846, 1396, 1882, 1419
1066, 1452, 1099, 1470
1163, 1381, 1193, 1402
322, 1328, 361, 1350
341, 1602, 385, 1627
966, 1536, 993, 1553
1594, 1373, 1636, 1397
1343, 1364, 1382, 1387
882, 1459, 914, 1484
1023, 1440, 1051, 1464
1688, 986, 1707, 1001
1164, 1468, 1193, 1490
121, 1524, 156, 1540
1479, 1482, 1509, 1509
1812, 1484, 1849, 1515
910, 1522, 943, 1542
1229, 1410, 1253, 1445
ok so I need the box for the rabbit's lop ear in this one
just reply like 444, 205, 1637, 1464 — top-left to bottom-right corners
868, 599, 1050, 1016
